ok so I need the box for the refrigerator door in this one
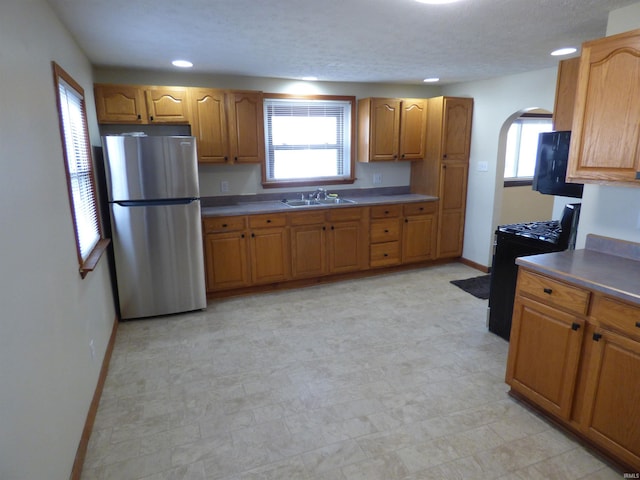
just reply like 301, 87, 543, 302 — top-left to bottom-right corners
110, 199, 206, 319
103, 135, 199, 201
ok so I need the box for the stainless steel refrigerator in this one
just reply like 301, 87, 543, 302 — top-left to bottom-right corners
102, 135, 206, 320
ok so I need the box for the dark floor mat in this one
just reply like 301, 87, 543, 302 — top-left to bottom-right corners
450, 274, 491, 300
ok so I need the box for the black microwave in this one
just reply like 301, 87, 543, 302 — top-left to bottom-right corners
532, 131, 584, 198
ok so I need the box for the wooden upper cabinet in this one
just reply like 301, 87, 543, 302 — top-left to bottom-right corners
441, 97, 473, 163
226, 91, 265, 164
95, 84, 189, 124
568, 28, 640, 186
399, 99, 428, 160
190, 88, 229, 163
144, 87, 190, 124
94, 84, 147, 124
552, 57, 580, 131
357, 98, 426, 162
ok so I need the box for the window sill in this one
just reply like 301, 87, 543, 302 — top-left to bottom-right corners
504, 178, 533, 187
262, 178, 356, 189
79, 238, 110, 279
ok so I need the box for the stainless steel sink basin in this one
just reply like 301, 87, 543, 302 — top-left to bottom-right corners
316, 198, 356, 205
281, 198, 356, 207
281, 199, 322, 207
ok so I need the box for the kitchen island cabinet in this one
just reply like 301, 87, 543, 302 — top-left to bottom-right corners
505, 235, 640, 472
567, 27, 640, 186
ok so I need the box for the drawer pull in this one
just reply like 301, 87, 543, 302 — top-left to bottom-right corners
266, 219, 272, 223
384, 229, 389, 233
571, 322, 580, 331
593, 333, 602, 342
636, 322, 640, 328
383, 253, 388, 257
222, 223, 228, 227
543, 288, 553, 295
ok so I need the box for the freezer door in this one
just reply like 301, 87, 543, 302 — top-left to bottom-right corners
110, 200, 206, 319
103, 135, 199, 201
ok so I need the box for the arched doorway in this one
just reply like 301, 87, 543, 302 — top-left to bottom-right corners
492, 108, 553, 235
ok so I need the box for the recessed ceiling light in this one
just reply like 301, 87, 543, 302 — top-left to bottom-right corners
171, 60, 193, 68
415, 0, 461, 4
423, 77, 440, 83
301, 76, 318, 81
551, 47, 577, 56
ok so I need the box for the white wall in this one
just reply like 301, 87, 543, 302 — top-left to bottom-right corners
0, 1, 116, 479
443, 68, 558, 266
93, 67, 441, 197
575, 2, 640, 248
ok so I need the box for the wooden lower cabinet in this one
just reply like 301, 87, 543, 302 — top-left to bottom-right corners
506, 268, 640, 471
437, 162, 467, 259
204, 231, 250, 291
506, 297, 584, 420
581, 328, 640, 468
402, 202, 437, 263
249, 227, 290, 284
327, 215, 368, 273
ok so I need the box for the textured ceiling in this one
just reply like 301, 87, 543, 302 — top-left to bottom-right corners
46, 0, 638, 85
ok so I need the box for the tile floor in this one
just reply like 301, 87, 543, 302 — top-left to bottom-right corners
81, 263, 624, 479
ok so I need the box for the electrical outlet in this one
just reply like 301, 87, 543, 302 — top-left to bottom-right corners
220, 180, 229, 193
477, 161, 489, 172
373, 173, 382, 185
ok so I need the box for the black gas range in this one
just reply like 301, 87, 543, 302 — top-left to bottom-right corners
488, 204, 581, 341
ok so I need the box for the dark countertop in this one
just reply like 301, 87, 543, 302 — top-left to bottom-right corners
201, 193, 438, 217
515, 234, 640, 305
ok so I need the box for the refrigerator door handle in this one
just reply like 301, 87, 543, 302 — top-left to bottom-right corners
114, 198, 198, 207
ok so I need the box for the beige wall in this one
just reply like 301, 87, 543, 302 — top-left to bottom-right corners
0, 1, 116, 479
499, 185, 554, 225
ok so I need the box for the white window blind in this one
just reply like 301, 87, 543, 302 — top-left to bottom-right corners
264, 98, 351, 182
504, 115, 553, 179
56, 75, 100, 262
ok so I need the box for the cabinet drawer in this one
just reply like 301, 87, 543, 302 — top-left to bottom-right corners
327, 207, 364, 222
591, 295, 640, 340
404, 201, 437, 216
203, 216, 246, 233
370, 219, 400, 243
517, 270, 590, 316
288, 211, 325, 226
248, 214, 287, 228
370, 242, 400, 266
370, 204, 402, 219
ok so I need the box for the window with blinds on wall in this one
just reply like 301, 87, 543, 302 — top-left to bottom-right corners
53, 62, 106, 277
263, 97, 353, 182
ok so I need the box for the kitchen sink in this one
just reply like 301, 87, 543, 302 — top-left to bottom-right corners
281, 197, 357, 207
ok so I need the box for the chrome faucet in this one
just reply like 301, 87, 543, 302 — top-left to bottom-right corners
309, 188, 327, 200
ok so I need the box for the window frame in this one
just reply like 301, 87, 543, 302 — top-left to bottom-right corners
52, 62, 109, 278
261, 93, 356, 189
503, 113, 553, 187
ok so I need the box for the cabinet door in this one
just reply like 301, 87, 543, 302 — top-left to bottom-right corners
369, 98, 401, 161
327, 220, 366, 273
581, 328, 640, 469
402, 214, 436, 263
568, 28, 640, 185
144, 87, 190, 123
399, 98, 427, 160
442, 97, 473, 162
291, 224, 327, 278
190, 88, 229, 164
227, 91, 265, 164
436, 163, 468, 258
552, 57, 580, 131
506, 297, 585, 420
249, 227, 289, 284
204, 232, 250, 291
94, 84, 147, 124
